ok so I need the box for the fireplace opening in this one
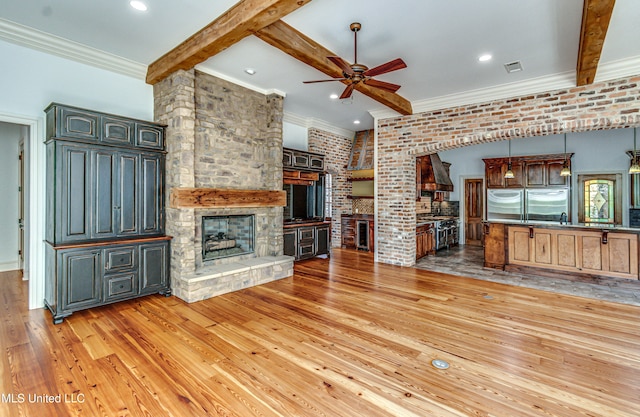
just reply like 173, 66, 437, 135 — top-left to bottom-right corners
202, 215, 254, 261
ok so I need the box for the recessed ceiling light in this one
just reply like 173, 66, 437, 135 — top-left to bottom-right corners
244, 68, 256, 75
478, 54, 492, 62
329, 93, 339, 99
130, 1, 148, 11
353, 120, 360, 125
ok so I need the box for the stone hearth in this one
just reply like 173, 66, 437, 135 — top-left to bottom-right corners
154, 69, 293, 302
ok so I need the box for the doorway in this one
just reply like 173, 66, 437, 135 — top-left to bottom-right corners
0, 112, 43, 310
464, 178, 484, 246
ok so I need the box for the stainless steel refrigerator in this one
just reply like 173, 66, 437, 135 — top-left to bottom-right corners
487, 188, 569, 223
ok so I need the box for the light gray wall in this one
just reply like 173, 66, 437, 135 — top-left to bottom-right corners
283, 121, 308, 150
0, 122, 21, 270
440, 128, 634, 224
0, 39, 153, 122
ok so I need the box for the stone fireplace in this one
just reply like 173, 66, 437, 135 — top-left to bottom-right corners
153, 69, 294, 302
202, 214, 254, 261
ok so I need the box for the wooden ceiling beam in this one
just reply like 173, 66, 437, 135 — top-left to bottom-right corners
145, 0, 311, 85
255, 20, 413, 115
576, 0, 616, 86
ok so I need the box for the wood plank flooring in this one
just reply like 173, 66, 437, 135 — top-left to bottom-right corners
2, 249, 639, 416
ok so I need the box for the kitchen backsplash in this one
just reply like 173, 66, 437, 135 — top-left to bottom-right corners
352, 198, 374, 214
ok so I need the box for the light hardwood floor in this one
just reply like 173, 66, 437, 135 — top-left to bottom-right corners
2, 249, 639, 416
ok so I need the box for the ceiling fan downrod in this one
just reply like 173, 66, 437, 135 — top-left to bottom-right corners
350, 22, 361, 65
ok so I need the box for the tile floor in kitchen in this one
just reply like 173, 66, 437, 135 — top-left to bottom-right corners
414, 244, 640, 306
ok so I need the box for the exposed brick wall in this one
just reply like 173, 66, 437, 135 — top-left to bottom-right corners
308, 128, 352, 248
377, 74, 640, 266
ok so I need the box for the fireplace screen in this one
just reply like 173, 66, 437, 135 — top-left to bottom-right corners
202, 215, 254, 261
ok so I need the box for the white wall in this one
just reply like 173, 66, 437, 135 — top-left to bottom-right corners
0, 39, 154, 308
0, 122, 21, 271
439, 129, 634, 224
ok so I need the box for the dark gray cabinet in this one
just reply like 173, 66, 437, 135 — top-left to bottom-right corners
44, 103, 170, 324
282, 147, 325, 172
49, 141, 164, 244
283, 223, 330, 260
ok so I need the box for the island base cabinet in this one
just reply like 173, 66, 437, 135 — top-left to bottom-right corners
45, 239, 171, 324
507, 226, 638, 280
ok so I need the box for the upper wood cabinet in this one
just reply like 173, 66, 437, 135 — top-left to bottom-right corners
283, 147, 325, 172
484, 154, 572, 189
484, 158, 524, 188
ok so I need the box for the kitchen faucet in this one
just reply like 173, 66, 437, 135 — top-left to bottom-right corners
559, 212, 568, 225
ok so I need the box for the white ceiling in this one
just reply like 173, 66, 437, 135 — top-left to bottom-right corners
1, 0, 640, 131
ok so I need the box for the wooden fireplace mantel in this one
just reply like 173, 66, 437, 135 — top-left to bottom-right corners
170, 187, 286, 209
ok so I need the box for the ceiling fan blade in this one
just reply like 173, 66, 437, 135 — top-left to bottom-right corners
340, 84, 355, 99
303, 79, 346, 84
363, 58, 407, 77
363, 78, 401, 93
328, 56, 355, 76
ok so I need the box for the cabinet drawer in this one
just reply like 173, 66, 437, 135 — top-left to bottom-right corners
105, 272, 137, 301
105, 247, 136, 271
298, 241, 315, 259
298, 227, 315, 241
136, 123, 164, 149
102, 116, 134, 145
59, 107, 99, 141
309, 155, 324, 171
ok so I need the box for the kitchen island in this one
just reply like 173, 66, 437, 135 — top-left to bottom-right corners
483, 221, 639, 280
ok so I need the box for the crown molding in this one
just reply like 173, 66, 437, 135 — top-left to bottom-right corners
370, 55, 640, 121
0, 18, 147, 80
284, 112, 354, 138
195, 66, 286, 98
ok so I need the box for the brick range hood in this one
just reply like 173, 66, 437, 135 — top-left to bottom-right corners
153, 69, 293, 302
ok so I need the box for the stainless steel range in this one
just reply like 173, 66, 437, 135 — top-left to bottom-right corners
434, 218, 459, 250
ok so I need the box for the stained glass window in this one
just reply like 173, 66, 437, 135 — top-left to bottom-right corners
584, 179, 615, 223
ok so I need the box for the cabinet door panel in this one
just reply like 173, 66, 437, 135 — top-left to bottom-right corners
283, 229, 297, 257
61, 249, 101, 310
510, 228, 531, 262
60, 145, 91, 242
485, 162, 505, 188
118, 153, 138, 236
533, 232, 552, 264
93, 150, 116, 238
547, 160, 568, 186
580, 235, 603, 271
140, 154, 163, 235
525, 161, 545, 187
557, 233, 577, 267
316, 225, 330, 256
139, 242, 168, 293
608, 236, 634, 274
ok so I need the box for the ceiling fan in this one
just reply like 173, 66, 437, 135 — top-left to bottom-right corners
303, 22, 407, 99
